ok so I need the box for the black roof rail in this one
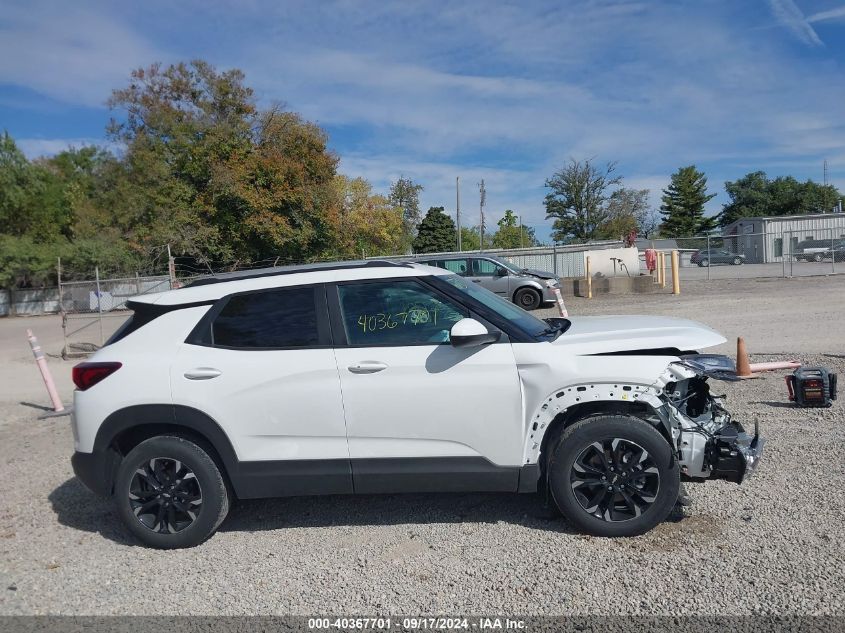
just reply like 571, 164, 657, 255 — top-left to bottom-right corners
183, 259, 411, 288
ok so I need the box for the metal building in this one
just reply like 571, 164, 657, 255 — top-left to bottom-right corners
721, 213, 845, 263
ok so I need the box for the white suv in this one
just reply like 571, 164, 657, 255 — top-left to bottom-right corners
70, 260, 763, 548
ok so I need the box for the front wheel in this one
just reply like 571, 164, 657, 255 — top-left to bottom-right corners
732, 257, 743, 265
514, 287, 541, 310
547, 415, 680, 537
114, 436, 229, 549
697, 258, 709, 267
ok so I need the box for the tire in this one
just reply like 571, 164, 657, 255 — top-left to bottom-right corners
547, 415, 680, 537
732, 257, 742, 265
114, 436, 229, 549
812, 253, 824, 262
698, 258, 709, 267
514, 287, 541, 310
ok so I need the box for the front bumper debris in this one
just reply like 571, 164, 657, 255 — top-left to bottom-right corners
708, 421, 764, 483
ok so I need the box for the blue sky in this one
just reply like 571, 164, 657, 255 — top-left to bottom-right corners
3, 0, 845, 242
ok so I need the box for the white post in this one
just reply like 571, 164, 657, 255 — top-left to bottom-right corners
95, 266, 104, 346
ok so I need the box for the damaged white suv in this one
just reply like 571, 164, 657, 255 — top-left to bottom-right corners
70, 260, 763, 548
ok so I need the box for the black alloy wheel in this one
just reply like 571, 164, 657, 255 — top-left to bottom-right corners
115, 436, 229, 548
129, 458, 203, 534
548, 415, 679, 537
570, 438, 660, 522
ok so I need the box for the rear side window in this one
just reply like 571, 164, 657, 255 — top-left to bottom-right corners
211, 287, 320, 348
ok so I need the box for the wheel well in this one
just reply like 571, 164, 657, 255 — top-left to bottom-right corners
538, 400, 668, 476
108, 423, 233, 497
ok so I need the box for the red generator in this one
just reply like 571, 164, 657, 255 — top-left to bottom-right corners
785, 367, 837, 408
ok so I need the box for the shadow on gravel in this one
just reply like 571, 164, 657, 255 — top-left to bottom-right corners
750, 401, 798, 409
48, 478, 136, 546
49, 478, 694, 544
218, 492, 578, 535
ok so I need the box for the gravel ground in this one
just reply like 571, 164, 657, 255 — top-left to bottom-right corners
1, 277, 844, 615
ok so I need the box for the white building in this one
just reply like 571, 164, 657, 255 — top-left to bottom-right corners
721, 213, 845, 263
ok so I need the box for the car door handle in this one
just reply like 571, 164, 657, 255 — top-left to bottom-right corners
184, 368, 222, 380
347, 361, 388, 374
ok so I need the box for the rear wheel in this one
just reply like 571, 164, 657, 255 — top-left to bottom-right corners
732, 257, 742, 265
698, 258, 709, 267
548, 415, 679, 537
812, 252, 824, 262
514, 287, 542, 310
114, 436, 229, 549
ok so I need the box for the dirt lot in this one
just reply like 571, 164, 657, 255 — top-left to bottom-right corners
1, 276, 844, 615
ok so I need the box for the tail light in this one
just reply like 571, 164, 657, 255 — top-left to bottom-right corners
72, 362, 122, 391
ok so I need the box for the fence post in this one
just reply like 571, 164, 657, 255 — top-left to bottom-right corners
135, 271, 142, 296
552, 244, 558, 276
706, 234, 711, 281
833, 233, 836, 275
781, 229, 786, 278
586, 256, 592, 299
167, 244, 176, 289
95, 266, 104, 346
58, 257, 68, 357
671, 250, 680, 295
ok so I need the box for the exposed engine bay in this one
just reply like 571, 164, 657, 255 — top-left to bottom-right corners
653, 355, 763, 483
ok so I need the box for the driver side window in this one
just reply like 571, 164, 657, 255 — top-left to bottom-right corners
337, 280, 468, 346
472, 258, 503, 277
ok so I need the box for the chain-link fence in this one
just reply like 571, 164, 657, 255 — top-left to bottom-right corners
641, 225, 845, 280
59, 272, 172, 359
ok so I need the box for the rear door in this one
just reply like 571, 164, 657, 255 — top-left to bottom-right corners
170, 284, 351, 493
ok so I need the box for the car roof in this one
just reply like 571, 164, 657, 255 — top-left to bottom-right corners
133, 260, 448, 306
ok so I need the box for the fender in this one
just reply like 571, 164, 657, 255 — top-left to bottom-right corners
523, 381, 665, 465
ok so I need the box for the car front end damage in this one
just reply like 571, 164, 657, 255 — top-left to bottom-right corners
644, 354, 764, 484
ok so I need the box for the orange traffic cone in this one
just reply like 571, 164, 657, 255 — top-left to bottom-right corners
736, 336, 754, 378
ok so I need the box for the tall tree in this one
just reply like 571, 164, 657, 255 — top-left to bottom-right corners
413, 206, 456, 253
595, 188, 654, 239
107, 60, 339, 263
332, 175, 405, 258
544, 159, 622, 243
659, 166, 716, 237
388, 176, 423, 235
459, 226, 481, 251
492, 209, 537, 249
720, 171, 842, 226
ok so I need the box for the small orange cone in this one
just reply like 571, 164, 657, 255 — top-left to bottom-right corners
736, 336, 753, 378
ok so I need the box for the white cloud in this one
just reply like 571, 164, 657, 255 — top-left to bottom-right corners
16, 137, 118, 159
0, 2, 165, 107
766, 0, 823, 46
807, 5, 845, 22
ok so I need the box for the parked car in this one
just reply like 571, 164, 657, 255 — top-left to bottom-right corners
690, 249, 746, 267
823, 242, 845, 262
413, 254, 557, 310
71, 260, 762, 548
794, 239, 834, 262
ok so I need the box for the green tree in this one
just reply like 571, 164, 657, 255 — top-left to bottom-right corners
332, 175, 405, 258
459, 226, 481, 251
720, 171, 842, 226
107, 60, 338, 263
544, 159, 622, 243
413, 206, 457, 253
388, 176, 424, 244
491, 210, 537, 249
595, 188, 655, 239
659, 166, 716, 237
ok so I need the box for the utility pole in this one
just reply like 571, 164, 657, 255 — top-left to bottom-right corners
456, 177, 462, 251
824, 160, 830, 212
478, 179, 486, 251
519, 215, 524, 249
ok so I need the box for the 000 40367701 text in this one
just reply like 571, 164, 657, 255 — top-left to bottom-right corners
355, 306, 443, 334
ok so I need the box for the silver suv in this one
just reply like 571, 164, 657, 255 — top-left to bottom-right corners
414, 254, 558, 310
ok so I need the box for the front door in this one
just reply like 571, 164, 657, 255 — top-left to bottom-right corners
468, 257, 511, 297
170, 284, 351, 494
329, 278, 524, 493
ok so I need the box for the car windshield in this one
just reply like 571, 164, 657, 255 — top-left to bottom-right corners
440, 274, 560, 339
486, 255, 523, 273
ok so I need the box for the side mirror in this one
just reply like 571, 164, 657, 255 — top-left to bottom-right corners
450, 318, 501, 348
495, 267, 509, 277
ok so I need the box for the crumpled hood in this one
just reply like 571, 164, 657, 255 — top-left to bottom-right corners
521, 268, 557, 279
552, 315, 726, 355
